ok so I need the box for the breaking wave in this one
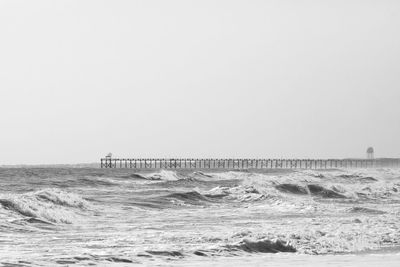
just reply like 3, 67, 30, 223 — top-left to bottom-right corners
149, 175, 400, 208
124, 169, 396, 212
199, 169, 400, 203
275, 183, 309, 195
0, 188, 89, 224
127, 170, 186, 181
223, 238, 296, 253
142, 191, 217, 208
306, 184, 346, 198
136, 238, 296, 259
164, 191, 212, 203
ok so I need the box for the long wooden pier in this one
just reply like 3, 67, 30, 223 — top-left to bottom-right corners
100, 158, 400, 169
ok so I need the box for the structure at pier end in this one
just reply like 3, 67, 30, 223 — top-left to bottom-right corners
367, 147, 374, 160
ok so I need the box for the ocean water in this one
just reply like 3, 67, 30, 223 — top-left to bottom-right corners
0, 167, 400, 266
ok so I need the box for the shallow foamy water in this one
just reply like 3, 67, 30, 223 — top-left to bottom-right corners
0, 168, 399, 265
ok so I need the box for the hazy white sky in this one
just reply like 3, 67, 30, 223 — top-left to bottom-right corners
0, 0, 399, 164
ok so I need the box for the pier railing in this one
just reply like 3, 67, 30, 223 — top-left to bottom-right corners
100, 158, 400, 169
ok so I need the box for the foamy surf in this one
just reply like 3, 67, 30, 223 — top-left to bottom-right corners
0, 167, 399, 266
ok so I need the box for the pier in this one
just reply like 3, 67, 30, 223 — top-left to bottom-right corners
100, 158, 400, 169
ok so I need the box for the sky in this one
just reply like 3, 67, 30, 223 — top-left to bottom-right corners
0, 0, 399, 164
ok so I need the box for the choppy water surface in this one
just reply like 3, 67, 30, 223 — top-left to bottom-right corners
1, 168, 400, 266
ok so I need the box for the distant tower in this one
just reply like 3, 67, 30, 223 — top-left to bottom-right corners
367, 147, 374, 160
106, 152, 112, 159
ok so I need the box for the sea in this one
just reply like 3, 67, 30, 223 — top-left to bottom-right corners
0, 167, 400, 266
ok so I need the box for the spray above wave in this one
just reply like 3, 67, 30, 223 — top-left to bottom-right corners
0, 188, 89, 224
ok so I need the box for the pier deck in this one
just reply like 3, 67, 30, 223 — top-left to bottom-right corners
100, 158, 400, 169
